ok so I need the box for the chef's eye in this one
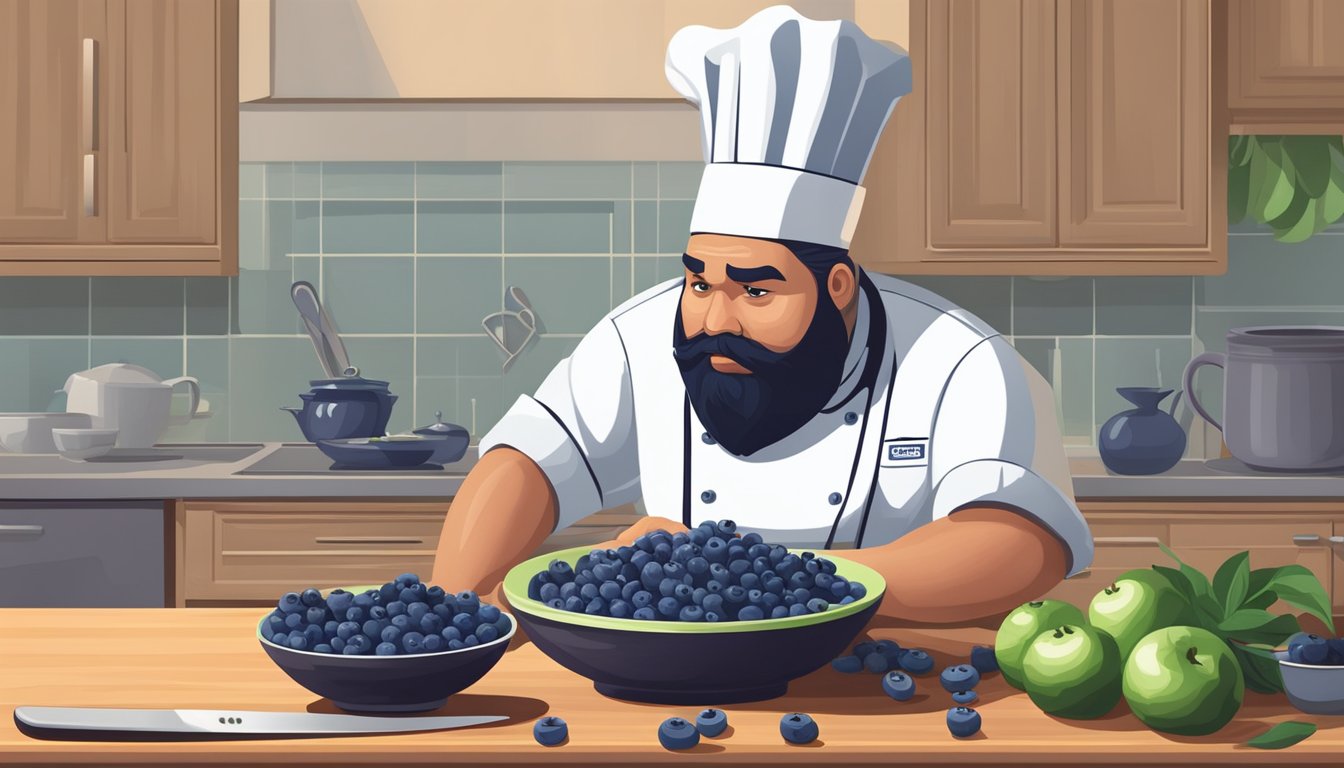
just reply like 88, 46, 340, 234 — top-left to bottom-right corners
743, 285, 770, 298
691, 280, 711, 293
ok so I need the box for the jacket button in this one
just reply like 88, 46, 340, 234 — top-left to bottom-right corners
701, 432, 716, 445
828, 492, 843, 505
701, 490, 717, 504
844, 412, 858, 425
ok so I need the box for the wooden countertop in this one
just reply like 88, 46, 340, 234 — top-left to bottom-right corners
2, 609, 1341, 766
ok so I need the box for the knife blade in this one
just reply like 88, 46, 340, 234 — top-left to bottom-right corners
15, 706, 506, 739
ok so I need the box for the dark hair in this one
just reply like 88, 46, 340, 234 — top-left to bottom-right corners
772, 238, 855, 284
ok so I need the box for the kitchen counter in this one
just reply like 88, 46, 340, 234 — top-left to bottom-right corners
1069, 457, 1344, 499
2, 609, 1340, 766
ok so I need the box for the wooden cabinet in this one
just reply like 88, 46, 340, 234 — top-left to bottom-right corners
0, 0, 237, 276
851, 0, 1226, 275
1229, 0, 1344, 128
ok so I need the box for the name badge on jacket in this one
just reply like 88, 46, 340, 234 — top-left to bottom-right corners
882, 438, 929, 468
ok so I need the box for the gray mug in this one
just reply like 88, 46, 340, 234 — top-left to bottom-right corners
1184, 326, 1344, 471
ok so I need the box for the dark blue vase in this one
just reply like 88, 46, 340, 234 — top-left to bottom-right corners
1098, 387, 1187, 475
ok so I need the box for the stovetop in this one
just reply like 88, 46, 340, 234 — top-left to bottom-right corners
236, 444, 476, 476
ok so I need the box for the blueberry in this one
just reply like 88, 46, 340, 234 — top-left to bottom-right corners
422, 634, 444, 653
633, 534, 654, 552
703, 538, 728, 563
620, 580, 642, 602
534, 716, 568, 746
631, 550, 653, 571
901, 649, 934, 675
441, 626, 462, 643
353, 592, 375, 610
376, 642, 398, 656
395, 572, 420, 587
593, 563, 617, 582
581, 583, 601, 601
494, 616, 512, 635
288, 634, 309, 651
739, 573, 761, 591
672, 531, 690, 547
463, 635, 480, 647
599, 581, 622, 601
724, 585, 747, 605
672, 543, 696, 564
747, 589, 765, 606
716, 519, 738, 537
832, 655, 864, 673
632, 590, 654, 610
709, 563, 731, 586
748, 543, 770, 560
343, 635, 371, 654
381, 626, 403, 644
849, 582, 868, 600
303, 625, 324, 645
284, 612, 303, 630
691, 587, 708, 605
379, 583, 399, 603
728, 545, 747, 561
478, 604, 501, 623
853, 641, 877, 658
791, 587, 812, 605
947, 706, 981, 738
941, 665, 981, 693
633, 607, 657, 620
326, 591, 354, 615
696, 708, 728, 737
952, 690, 978, 704
476, 623, 500, 644
769, 545, 787, 564
330, 636, 346, 653
874, 640, 903, 665
617, 545, 635, 562
706, 580, 724, 595
840, 596, 857, 605
361, 619, 382, 638
546, 598, 565, 610
653, 542, 673, 562
752, 557, 772, 575
391, 615, 411, 633
814, 573, 835, 591
313, 643, 333, 654
407, 602, 430, 622
789, 572, 814, 591
452, 612, 476, 634
663, 561, 686, 581
447, 639, 466, 650
455, 591, 481, 614
271, 632, 288, 646
771, 605, 790, 618
863, 652, 890, 674
344, 606, 365, 623
687, 556, 710, 577
300, 588, 323, 607
585, 598, 606, 615
426, 586, 446, 605
806, 598, 829, 614
658, 578, 679, 598
970, 646, 999, 674
658, 596, 681, 619
278, 592, 303, 615
369, 605, 388, 621
560, 582, 580, 601
400, 585, 427, 604
527, 573, 549, 601
386, 600, 407, 618
658, 717, 700, 750
1329, 638, 1344, 665
882, 671, 915, 701
674, 583, 695, 604
702, 594, 725, 616
779, 713, 818, 745
738, 605, 765, 621
788, 603, 808, 617
1287, 632, 1329, 664
539, 582, 561, 603
764, 577, 786, 595
830, 579, 850, 600
679, 605, 705, 621
609, 599, 632, 619
640, 562, 665, 590
548, 560, 575, 584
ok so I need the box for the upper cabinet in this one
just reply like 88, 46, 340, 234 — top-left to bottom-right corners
851, 0, 1226, 276
0, 0, 237, 276
1229, 0, 1344, 131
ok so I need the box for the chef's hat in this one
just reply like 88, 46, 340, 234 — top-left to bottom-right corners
666, 5, 911, 250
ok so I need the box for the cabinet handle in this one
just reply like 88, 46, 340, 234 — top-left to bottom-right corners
82, 38, 97, 152
1094, 536, 1162, 547
0, 524, 44, 537
1293, 534, 1322, 545
314, 537, 425, 545
83, 154, 96, 216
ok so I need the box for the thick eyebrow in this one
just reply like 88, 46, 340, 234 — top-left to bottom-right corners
682, 253, 705, 274
726, 264, 786, 283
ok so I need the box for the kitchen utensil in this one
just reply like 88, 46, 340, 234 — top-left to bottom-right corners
51, 428, 119, 460
412, 411, 470, 464
0, 413, 92, 453
315, 437, 437, 469
482, 286, 539, 373
503, 546, 885, 704
291, 281, 358, 379
258, 585, 515, 712
1097, 387, 1187, 475
62, 364, 200, 449
1275, 650, 1344, 715
283, 392, 389, 443
14, 706, 506, 739
1184, 327, 1344, 471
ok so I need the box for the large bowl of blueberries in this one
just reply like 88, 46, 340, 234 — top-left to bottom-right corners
257, 574, 515, 713
503, 520, 885, 705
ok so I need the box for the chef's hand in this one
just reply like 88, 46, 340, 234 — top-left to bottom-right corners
594, 515, 690, 551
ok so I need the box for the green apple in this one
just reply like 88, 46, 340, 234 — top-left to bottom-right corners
995, 599, 1086, 690
1122, 626, 1244, 735
1022, 623, 1123, 719
1088, 568, 1191, 662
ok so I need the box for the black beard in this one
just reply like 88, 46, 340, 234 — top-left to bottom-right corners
672, 283, 850, 457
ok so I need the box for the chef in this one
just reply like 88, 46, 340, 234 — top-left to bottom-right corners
432, 5, 1093, 624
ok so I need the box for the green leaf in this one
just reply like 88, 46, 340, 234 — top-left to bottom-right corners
1218, 608, 1276, 632
1156, 544, 1223, 626
1220, 613, 1300, 647
1322, 145, 1344, 223
1246, 721, 1317, 750
1228, 160, 1251, 224
1230, 642, 1285, 693
1230, 135, 1254, 167
1213, 551, 1251, 616
1273, 197, 1318, 243
1283, 136, 1331, 197
1248, 138, 1282, 223
1262, 168, 1297, 223
1263, 566, 1336, 634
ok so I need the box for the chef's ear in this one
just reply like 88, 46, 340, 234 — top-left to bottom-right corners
826, 262, 857, 312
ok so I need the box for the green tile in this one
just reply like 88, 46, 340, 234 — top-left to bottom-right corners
293, 162, 321, 198
504, 201, 614, 254
658, 201, 694, 253
90, 338, 183, 380
266, 200, 320, 264
231, 270, 301, 335
340, 337, 414, 433
416, 336, 502, 378
417, 201, 502, 254
504, 257, 611, 333
613, 201, 631, 254
238, 200, 265, 270
632, 255, 680, 293
322, 162, 414, 199
634, 201, 658, 253
1011, 338, 1054, 386
1012, 277, 1094, 336
633, 162, 658, 198
322, 257, 415, 333
503, 336, 581, 407
901, 276, 1011, 335
265, 162, 293, 198
1093, 337, 1192, 432
322, 201, 414, 253
1056, 338, 1094, 440
185, 278, 229, 335
1199, 233, 1344, 307
657, 255, 685, 282
0, 338, 89, 411
91, 278, 184, 335
504, 162, 631, 199
290, 256, 321, 295
611, 255, 633, 305
0, 277, 89, 335
1194, 307, 1344, 356
416, 162, 503, 199
240, 163, 264, 198
1096, 277, 1193, 335
414, 376, 459, 430
416, 257, 502, 334
659, 162, 704, 198
228, 338, 325, 441
176, 337, 230, 441
457, 374, 507, 441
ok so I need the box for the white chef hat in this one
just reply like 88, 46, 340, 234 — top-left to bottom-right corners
666, 5, 911, 250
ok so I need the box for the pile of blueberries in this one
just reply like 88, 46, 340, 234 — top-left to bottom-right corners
260, 573, 511, 656
534, 708, 822, 749
527, 520, 867, 622
1286, 632, 1344, 665
831, 639, 1000, 738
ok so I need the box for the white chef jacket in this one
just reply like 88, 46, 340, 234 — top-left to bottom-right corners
480, 272, 1094, 576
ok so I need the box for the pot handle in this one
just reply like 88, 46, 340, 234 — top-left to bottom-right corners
1182, 352, 1225, 433
162, 376, 201, 426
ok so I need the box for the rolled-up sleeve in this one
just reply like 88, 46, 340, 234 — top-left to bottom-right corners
928, 336, 1093, 576
478, 318, 641, 532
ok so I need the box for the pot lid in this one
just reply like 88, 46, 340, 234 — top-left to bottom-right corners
308, 377, 390, 391
68, 363, 165, 385
413, 411, 468, 436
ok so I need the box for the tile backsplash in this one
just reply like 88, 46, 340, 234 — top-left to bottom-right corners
0, 160, 1337, 453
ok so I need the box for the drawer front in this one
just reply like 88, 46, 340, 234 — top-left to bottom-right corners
1042, 519, 1170, 606
0, 502, 165, 607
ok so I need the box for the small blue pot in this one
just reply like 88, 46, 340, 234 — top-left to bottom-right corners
1098, 387, 1187, 475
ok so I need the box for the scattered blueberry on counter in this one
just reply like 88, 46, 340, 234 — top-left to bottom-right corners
970, 645, 999, 674
882, 671, 915, 701
695, 708, 728, 737
951, 690, 978, 705
899, 648, 935, 675
658, 717, 701, 750
779, 712, 820, 745
831, 655, 864, 674
947, 706, 982, 738
533, 716, 568, 746
940, 664, 981, 694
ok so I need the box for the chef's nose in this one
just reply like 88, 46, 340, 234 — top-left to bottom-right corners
703, 291, 742, 336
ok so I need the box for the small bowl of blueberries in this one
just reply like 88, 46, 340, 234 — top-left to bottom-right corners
1275, 631, 1344, 715
257, 574, 514, 713
503, 519, 885, 705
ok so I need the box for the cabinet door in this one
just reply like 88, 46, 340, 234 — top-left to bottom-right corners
107, 0, 216, 244
1230, 0, 1344, 109
1058, 0, 1210, 247
926, 0, 1056, 248
0, 0, 104, 243
1043, 518, 1170, 606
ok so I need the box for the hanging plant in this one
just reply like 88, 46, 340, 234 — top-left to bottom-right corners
1228, 135, 1344, 243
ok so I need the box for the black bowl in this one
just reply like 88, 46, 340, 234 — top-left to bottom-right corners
503, 546, 885, 705
314, 437, 436, 468
257, 585, 515, 713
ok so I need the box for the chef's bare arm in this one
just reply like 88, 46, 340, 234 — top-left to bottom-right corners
430, 447, 557, 595
826, 505, 1069, 625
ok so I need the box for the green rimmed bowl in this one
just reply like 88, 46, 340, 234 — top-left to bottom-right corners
503, 546, 885, 704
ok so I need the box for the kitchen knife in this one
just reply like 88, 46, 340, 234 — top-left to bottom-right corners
14, 706, 506, 739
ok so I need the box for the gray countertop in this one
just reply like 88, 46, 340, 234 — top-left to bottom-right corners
1, 444, 1340, 501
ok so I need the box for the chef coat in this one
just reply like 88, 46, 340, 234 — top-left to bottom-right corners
480, 271, 1094, 577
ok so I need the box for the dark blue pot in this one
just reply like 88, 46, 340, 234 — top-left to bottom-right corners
1098, 387, 1187, 475
282, 390, 396, 442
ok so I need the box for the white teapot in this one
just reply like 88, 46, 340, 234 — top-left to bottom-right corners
62, 364, 200, 448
